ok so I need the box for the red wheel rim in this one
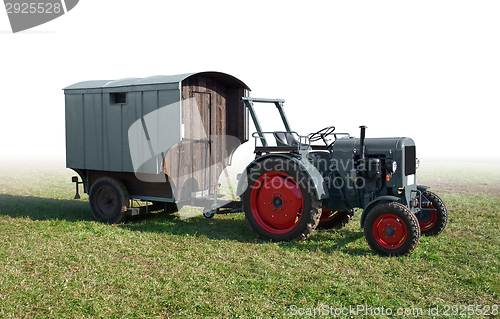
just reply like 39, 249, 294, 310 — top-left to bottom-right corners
418, 202, 438, 231
372, 214, 408, 249
320, 206, 341, 223
250, 171, 303, 234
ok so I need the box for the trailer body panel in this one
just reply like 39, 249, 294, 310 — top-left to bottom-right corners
64, 72, 250, 201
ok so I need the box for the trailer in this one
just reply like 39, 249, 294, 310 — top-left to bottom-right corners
64, 71, 250, 222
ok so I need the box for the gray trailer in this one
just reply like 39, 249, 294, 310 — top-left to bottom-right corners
64, 71, 250, 223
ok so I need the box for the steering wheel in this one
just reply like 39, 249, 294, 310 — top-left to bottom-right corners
308, 126, 336, 143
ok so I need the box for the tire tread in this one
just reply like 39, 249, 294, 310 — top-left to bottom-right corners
364, 202, 420, 256
243, 157, 321, 242
421, 190, 448, 236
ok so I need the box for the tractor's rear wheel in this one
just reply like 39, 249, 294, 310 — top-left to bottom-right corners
364, 202, 420, 256
417, 190, 448, 236
318, 206, 357, 229
89, 177, 129, 224
243, 157, 321, 241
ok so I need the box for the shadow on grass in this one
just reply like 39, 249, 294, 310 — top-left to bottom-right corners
278, 229, 370, 256
0, 194, 371, 255
0, 194, 92, 222
124, 211, 371, 255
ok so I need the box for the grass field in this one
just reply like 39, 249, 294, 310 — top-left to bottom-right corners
0, 158, 499, 318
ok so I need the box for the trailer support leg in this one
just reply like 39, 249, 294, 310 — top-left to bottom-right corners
72, 176, 83, 200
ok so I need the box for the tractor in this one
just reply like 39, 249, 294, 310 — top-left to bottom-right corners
237, 97, 448, 256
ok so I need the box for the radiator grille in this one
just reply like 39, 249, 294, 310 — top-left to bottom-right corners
405, 146, 416, 176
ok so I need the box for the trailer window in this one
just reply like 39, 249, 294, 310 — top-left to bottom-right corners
112, 92, 127, 104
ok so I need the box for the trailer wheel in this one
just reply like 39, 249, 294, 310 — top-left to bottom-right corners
89, 177, 129, 224
243, 157, 321, 241
203, 207, 216, 219
317, 206, 357, 229
417, 190, 448, 236
364, 202, 420, 256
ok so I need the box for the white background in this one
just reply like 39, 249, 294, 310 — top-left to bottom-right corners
1, 0, 499, 165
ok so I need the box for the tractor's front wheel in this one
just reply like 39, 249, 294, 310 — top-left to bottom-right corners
364, 202, 420, 256
243, 157, 321, 241
417, 190, 448, 236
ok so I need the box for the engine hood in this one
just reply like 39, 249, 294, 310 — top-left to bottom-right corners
333, 137, 415, 156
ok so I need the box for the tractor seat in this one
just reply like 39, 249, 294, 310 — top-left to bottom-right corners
273, 132, 299, 148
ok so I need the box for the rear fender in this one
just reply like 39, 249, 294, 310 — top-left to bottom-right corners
236, 153, 328, 200
360, 195, 401, 228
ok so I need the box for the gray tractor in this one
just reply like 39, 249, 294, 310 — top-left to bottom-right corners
237, 97, 447, 256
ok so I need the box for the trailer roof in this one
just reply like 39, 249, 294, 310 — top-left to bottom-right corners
63, 71, 250, 91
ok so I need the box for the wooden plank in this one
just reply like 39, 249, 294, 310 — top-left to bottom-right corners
182, 95, 194, 198
192, 92, 211, 191
218, 82, 227, 165
211, 82, 222, 191
202, 91, 211, 190
209, 80, 218, 193
166, 93, 196, 199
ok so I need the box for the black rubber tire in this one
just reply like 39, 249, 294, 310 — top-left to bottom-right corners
243, 157, 321, 242
364, 202, 421, 256
317, 208, 357, 229
419, 190, 448, 236
203, 207, 216, 219
89, 177, 129, 224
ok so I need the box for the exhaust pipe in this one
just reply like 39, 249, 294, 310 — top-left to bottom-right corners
359, 125, 367, 160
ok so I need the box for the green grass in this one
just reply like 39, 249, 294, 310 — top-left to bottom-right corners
0, 159, 499, 318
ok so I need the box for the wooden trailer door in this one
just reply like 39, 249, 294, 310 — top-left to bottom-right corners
165, 91, 213, 200
170, 78, 232, 200
174, 91, 212, 198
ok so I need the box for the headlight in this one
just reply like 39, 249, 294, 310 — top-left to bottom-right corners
416, 158, 420, 169
386, 159, 397, 173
